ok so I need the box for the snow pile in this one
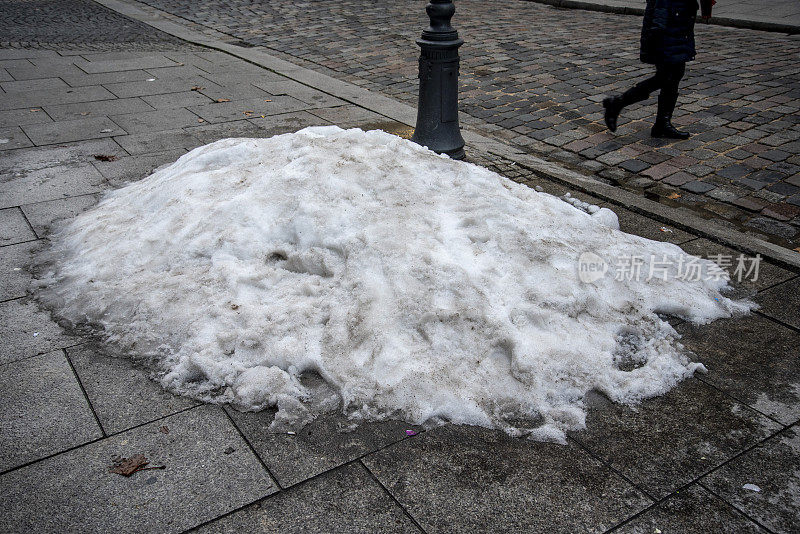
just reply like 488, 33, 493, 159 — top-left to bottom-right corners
36, 126, 751, 441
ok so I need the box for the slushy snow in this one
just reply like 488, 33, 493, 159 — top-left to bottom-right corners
36, 126, 751, 441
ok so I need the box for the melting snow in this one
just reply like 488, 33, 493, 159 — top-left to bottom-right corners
35, 126, 751, 441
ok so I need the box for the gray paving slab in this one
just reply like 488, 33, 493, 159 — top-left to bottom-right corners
702, 426, 800, 534
5, 63, 86, 81
679, 238, 796, 294
1, 77, 70, 94
0, 298, 77, 365
0, 126, 34, 150
196, 462, 420, 534
21, 194, 101, 237
0, 350, 103, 473
0, 207, 36, 246
189, 95, 310, 124
0, 59, 33, 69
0, 240, 40, 302
196, 71, 285, 84
27, 56, 91, 69
104, 77, 216, 98
92, 150, 185, 187
307, 105, 391, 129
0, 163, 108, 209
613, 206, 697, 245
247, 110, 331, 137
60, 69, 154, 87
754, 277, 800, 330
21, 116, 127, 145
111, 107, 201, 133
141, 89, 214, 109
79, 51, 170, 62
196, 79, 280, 101
0, 49, 59, 61
615, 484, 765, 533
0, 138, 125, 175
0, 68, 10, 83
0, 406, 276, 534
253, 79, 345, 107
0, 108, 53, 129
79, 54, 179, 73
0, 85, 116, 110
677, 316, 800, 426
570, 379, 781, 500
67, 344, 198, 434
43, 96, 154, 121
363, 424, 652, 533
144, 64, 208, 79
113, 128, 202, 155
182, 119, 267, 145
227, 405, 415, 488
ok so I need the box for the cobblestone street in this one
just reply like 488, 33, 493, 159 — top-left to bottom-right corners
0, 0, 192, 50
135, 0, 800, 249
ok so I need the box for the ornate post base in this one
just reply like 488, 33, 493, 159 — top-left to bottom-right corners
411, 0, 465, 160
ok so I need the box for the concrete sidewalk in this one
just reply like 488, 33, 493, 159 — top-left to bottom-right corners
527, 0, 800, 33
1, 0, 799, 532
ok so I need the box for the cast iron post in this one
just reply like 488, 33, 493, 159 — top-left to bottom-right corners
411, 0, 465, 160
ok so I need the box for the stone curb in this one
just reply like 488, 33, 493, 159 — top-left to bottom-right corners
91, 0, 800, 271
523, 0, 800, 34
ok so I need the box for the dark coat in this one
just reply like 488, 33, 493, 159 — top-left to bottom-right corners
640, 0, 699, 64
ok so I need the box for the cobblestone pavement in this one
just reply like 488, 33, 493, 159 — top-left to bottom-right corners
2, 1, 800, 532
0, 0, 195, 50
136, 0, 800, 250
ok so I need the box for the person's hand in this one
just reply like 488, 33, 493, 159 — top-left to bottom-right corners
700, 0, 716, 22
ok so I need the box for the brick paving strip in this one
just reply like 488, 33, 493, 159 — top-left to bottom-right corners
1, 0, 799, 532
128, 0, 800, 252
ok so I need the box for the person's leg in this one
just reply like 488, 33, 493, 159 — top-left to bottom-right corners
651, 62, 689, 139
603, 70, 661, 132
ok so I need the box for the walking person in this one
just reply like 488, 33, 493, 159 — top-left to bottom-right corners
603, 0, 714, 139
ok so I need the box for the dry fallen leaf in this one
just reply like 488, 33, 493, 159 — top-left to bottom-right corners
198, 118, 205, 123
667, 192, 681, 199
215, 98, 230, 103
795, 247, 800, 253
191, 86, 204, 91
264, 99, 272, 102
109, 454, 165, 477
93, 154, 118, 162
80, 112, 90, 116
29, 108, 40, 112
158, 425, 169, 434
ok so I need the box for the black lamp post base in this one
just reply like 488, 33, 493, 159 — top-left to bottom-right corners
411, 0, 465, 160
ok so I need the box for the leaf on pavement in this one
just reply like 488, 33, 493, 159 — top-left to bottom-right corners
109, 454, 165, 477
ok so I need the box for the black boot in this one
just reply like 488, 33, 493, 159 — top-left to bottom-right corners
603, 84, 651, 133
651, 90, 690, 139
602, 96, 624, 132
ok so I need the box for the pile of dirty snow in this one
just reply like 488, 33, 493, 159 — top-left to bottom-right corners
35, 126, 751, 441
